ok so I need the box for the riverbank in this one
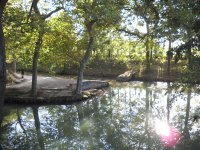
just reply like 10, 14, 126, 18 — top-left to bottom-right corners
5, 65, 198, 105
5, 75, 109, 104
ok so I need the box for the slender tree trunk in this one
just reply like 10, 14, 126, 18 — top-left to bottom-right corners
187, 46, 192, 70
31, 27, 44, 98
32, 107, 45, 150
145, 41, 150, 73
30, 0, 62, 98
167, 40, 171, 75
145, 22, 150, 73
150, 36, 153, 63
76, 36, 94, 95
0, 0, 8, 126
108, 48, 112, 62
12, 59, 16, 73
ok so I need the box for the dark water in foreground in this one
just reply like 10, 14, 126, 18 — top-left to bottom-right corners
0, 82, 200, 150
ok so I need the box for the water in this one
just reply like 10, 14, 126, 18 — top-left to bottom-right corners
1, 81, 200, 150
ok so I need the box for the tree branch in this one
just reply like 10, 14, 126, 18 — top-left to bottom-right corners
27, 0, 40, 22
117, 28, 146, 39
28, 1, 63, 21
43, 7, 63, 19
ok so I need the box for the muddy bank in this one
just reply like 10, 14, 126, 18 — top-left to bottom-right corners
5, 89, 106, 104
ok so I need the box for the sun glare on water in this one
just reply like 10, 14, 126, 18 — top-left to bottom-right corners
154, 119, 181, 148
155, 119, 170, 136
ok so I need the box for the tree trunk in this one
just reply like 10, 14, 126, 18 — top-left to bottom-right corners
30, 3, 61, 98
145, 22, 150, 73
150, 36, 153, 63
145, 39, 150, 73
108, 48, 112, 61
167, 39, 171, 75
0, 0, 8, 126
12, 59, 16, 73
31, 27, 44, 98
76, 36, 94, 95
187, 46, 192, 70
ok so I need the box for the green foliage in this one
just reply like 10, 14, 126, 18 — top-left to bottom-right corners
41, 12, 77, 67
73, 0, 128, 36
2, 0, 200, 80
3, 2, 38, 68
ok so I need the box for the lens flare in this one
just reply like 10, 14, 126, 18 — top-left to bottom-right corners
155, 119, 170, 136
155, 119, 181, 148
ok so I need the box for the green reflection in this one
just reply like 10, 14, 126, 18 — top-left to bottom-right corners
0, 82, 200, 150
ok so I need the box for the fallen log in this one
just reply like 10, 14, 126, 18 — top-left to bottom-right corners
116, 70, 136, 82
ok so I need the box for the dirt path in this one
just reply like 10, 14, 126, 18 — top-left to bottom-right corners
7, 75, 76, 90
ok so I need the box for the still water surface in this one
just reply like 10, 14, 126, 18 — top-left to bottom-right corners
1, 81, 200, 150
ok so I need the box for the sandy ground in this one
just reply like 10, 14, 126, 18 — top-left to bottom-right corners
5, 74, 109, 104
6, 74, 76, 95
7, 74, 76, 88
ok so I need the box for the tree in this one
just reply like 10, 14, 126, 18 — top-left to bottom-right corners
119, 0, 160, 73
3, 2, 34, 73
75, 18, 95, 95
29, 0, 62, 98
41, 12, 78, 74
74, 0, 127, 95
161, 0, 200, 83
155, 0, 181, 75
0, 0, 8, 126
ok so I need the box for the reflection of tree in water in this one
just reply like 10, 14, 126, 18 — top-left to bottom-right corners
0, 107, 43, 149
184, 89, 191, 139
44, 105, 80, 149
76, 103, 96, 149
0, 103, 3, 133
32, 106, 45, 150
16, 108, 30, 148
171, 87, 200, 150
1, 82, 200, 149
167, 82, 171, 123
0, 105, 3, 149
